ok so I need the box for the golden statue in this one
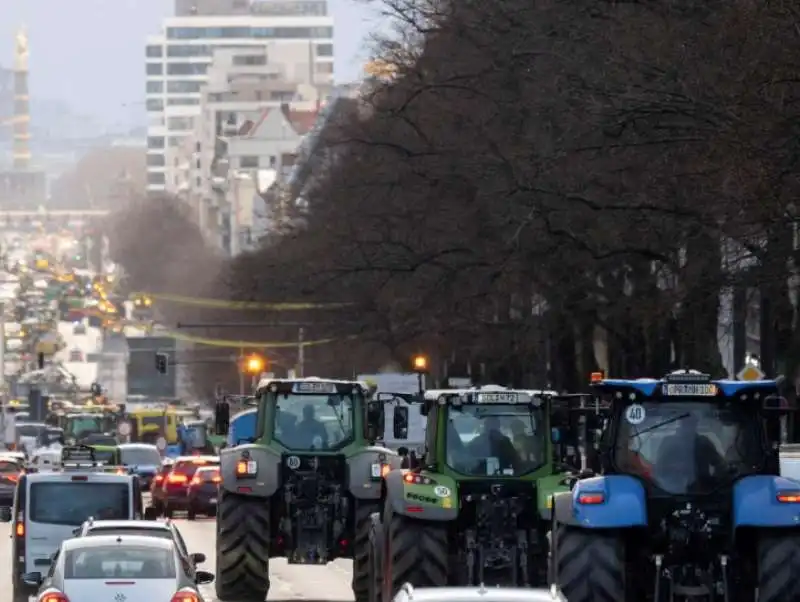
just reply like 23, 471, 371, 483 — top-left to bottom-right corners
15, 27, 28, 70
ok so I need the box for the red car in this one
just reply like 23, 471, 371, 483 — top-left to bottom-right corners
152, 456, 219, 518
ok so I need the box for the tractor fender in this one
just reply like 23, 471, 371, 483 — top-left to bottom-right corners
348, 446, 403, 500
562, 475, 647, 529
553, 491, 579, 526
384, 470, 458, 521
219, 443, 281, 498
733, 475, 800, 528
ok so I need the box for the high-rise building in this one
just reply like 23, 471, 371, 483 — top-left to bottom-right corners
145, 0, 334, 193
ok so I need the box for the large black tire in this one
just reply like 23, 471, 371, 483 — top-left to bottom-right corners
757, 532, 800, 601
386, 513, 448, 597
368, 524, 382, 602
215, 488, 271, 602
554, 525, 625, 602
352, 503, 380, 602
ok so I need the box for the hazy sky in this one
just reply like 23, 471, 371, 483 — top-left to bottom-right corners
0, 0, 381, 130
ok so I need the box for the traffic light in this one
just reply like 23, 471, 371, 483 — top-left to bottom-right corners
244, 354, 265, 374
155, 352, 169, 375
412, 354, 428, 372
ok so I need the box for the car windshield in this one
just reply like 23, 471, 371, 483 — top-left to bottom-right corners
30, 482, 129, 525
272, 394, 355, 451
65, 545, 176, 579
613, 401, 764, 495
66, 415, 103, 438
121, 447, 161, 466
446, 404, 546, 476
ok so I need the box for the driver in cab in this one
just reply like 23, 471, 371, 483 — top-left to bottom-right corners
651, 413, 726, 493
291, 404, 329, 449
465, 417, 520, 474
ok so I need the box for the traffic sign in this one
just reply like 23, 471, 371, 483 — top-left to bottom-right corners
737, 364, 765, 381
118, 422, 131, 437
156, 436, 167, 451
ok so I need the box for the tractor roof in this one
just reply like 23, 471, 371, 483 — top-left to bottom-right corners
256, 376, 370, 396
424, 385, 559, 405
591, 369, 782, 402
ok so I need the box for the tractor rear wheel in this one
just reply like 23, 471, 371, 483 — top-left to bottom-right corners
757, 532, 800, 601
215, 489, 271, 601
386, 514, 448, 597
352, 502, 380, 602
554, 525, 625, 602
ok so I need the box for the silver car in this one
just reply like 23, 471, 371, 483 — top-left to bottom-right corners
392, 584, 567, 602
22, 534, 214, 602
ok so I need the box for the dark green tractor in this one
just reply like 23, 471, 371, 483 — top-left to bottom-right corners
367, 387, 574, 601
215, 378, 404, 602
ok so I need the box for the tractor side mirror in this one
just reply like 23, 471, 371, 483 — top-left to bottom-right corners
393, 406, 408, 439
364, 400, 384, 442
214, 401, 230, 435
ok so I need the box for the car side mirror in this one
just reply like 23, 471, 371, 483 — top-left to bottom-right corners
143, 507, 158, 520
190, 552, 206, 564
195, 570, 214, 585
22, 572, 42, 587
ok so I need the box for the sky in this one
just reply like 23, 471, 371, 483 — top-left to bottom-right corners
0, 0, 381, 131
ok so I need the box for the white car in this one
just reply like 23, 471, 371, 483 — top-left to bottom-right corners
22, 535, 214, 602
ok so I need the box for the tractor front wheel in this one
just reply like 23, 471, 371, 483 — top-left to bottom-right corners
757, 532, 800, 601
215, 489, 271, 601
385, 513, 448, 598
554, 525, 625, 602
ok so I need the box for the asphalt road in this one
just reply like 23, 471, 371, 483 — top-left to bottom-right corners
0, 510, 356, 602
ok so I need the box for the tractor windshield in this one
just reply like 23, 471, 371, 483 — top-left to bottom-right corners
65, 415, 104, 439
613, 401, 764, 495
445, 404, 546, 476
273, 394, 355, 451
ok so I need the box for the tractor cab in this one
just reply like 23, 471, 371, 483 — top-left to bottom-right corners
592, 369, 781, 493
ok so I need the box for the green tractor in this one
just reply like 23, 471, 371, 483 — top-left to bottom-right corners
215, 377, 404, 602
367, 386, 575, 600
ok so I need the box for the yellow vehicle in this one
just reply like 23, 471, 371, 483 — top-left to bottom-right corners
124, 407, 179, 445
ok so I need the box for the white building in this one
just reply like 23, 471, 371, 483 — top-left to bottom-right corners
145, 0, 334, 193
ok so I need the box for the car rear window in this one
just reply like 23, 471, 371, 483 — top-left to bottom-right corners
193, 467, 220, 483
87, 527, 171, 540
0, 459, 21, 473
65, 545, 176, 579
17, 424, 45, 438
30, 482, 130, 525
174, 459, 218, 477
121, 447, 161, 467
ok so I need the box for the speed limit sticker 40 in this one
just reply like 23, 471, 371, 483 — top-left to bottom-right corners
625, 404, 646, 425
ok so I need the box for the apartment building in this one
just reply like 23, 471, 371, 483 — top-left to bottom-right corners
145, 0, 334, 193
169, 44, 324, 253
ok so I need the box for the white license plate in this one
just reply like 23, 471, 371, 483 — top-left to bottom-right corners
209, 498, 217, 504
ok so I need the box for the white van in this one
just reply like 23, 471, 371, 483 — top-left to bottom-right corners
0, 467, 145, 602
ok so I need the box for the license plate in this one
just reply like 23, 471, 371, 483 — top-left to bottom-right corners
209, 498, 217, 504
663, 384, 717, 396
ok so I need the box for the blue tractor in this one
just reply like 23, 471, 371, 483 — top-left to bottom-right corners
551, 369, 800, 601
